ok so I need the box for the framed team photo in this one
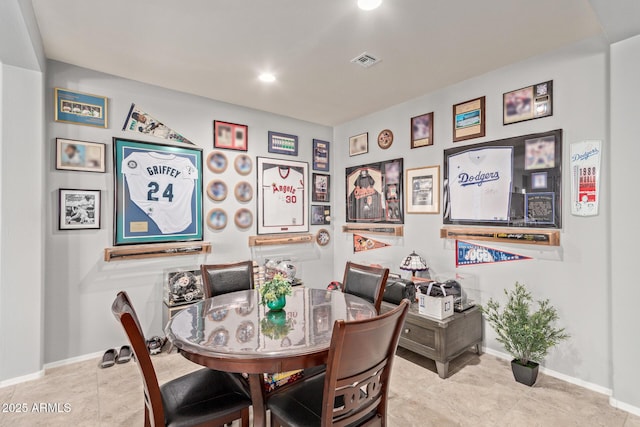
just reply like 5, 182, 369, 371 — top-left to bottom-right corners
113, 137, 203, 245
54, 87, 108, 128
312, 173, 330, 202
214, 120, 248, 151
257, 156, 308, 234
453, 96, 485, 142
56, 138, 106, 173
59, 189, 101, 230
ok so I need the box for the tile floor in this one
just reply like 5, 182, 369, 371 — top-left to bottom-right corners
0, 348, 639, 426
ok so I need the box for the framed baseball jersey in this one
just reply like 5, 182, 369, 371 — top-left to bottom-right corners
114, 137, 203, 245
257, 157, 308, 234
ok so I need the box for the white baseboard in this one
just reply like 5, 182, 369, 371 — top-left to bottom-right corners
43, 350, 103, 370
609, 397, 640, 417
0, 370, 44, 388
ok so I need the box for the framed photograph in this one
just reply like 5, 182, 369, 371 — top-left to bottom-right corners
59, 189, 101, 230
313, 139, 330, 171
453, 96, 485, 142
311, 205, 331, 225
206, 151, 228, 173
411, 112, 433, 148
206, 208, 227, 230
349, 132, 368, 156
406, 165, 440, 214
234, 154, 252, 175
113, 137, 203, 245
234, 208, 253, 229
207, 180, 228, 201
56, 138, 106, 173
312, 173, 330, 202
54, 88, 108, 128
214, 120, 248, 151
234, 181, 253, 202
346, 158, 403, 223
257, 157, 308, 234
164, 267, 204, 307
268, 131, 298, 156
504, 80, 553, 125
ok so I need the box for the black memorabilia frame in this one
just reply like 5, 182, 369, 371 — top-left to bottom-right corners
59, 189, 101, 230
311, 205, 331, 225
113, 137, 203, 245
411, 112, 434, 148
346, 158, 403, 223
503, 80, 553, 125
313, 139, 330, 171
443, 129, 562, 228
268, 131, 298, 156
312, 173, 330, 202
257, 157, 308, 234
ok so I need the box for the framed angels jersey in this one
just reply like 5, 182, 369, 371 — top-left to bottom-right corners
114, 138, 203, 245
257, 157, 308, 234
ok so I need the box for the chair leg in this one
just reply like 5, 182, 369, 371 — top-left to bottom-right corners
144, 407, 151, 427
241, 407, 249, 427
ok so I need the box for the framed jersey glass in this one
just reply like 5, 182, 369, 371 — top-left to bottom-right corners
113, 137, 203, 245
257, 157, 308, 234
443, 129, 562, 228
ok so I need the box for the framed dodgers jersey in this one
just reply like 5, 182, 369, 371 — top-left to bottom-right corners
113, 137, 203, 245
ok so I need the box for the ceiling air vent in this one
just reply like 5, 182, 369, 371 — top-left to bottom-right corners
351, 52, 381, 68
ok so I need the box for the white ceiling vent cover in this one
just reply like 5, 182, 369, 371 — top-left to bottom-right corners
351, 52, 381, 68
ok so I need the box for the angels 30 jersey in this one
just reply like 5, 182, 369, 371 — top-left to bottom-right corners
448, 146, 513, 221
122, 152, 198, 233
262, 166, 304, 227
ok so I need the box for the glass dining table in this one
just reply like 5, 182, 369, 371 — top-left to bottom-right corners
165, 287, 377, 427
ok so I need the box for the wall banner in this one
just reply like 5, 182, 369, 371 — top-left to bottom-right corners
570, 140, 601, 217
353, 234, 390, 253
456, 240, 532, 266
123, 103, 194, 145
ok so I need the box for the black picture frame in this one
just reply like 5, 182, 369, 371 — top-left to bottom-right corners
59, 189, 101, 230
268, 131, 298, 156
345, 158, 403, 223
312, 173, 330, 202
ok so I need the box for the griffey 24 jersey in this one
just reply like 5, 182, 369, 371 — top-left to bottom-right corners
122, 152, 197, 233
448, 146, 513, 221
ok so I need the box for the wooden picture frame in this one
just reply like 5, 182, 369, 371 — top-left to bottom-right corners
349, 132, 368, 156
312, 173, 330, 202
503, 80, 553, 125
234, 181, 253, 202
313, 139, 330, 171
56, 138, 106, 173
405, 165, 440, 214
234, 208, 253, 229
206, 151, 228, 173
268, 131, 298, 156
453, 96, 485, 142
411, 112, 434, 148
234, 154, 252, 175
59, 189, 101, 230
113, 137, 203, 245
206, 208, 227, 230
54, 88, 108, 128
257, 156, 308, 234
214, 120, 248, 151
207, 180, 228, 201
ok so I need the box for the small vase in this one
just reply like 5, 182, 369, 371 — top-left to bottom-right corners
511, 359, 539, 386
266, 295, 286, 312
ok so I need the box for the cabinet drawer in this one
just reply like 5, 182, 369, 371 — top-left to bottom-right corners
401, 319, 435, 348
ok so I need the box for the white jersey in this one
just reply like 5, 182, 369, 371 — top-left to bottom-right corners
122, 152, 198, 233
448, 147, 513, 221
261, 166, 304, 227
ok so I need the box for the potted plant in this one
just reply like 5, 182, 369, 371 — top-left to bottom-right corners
481, 282, 569, 386
259, 273, 293, 311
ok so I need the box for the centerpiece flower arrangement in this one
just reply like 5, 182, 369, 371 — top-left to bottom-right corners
259, 273, 292, 311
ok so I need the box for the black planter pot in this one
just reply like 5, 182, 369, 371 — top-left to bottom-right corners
510, 359, 539, 386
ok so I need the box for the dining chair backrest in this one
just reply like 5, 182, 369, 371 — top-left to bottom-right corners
322, 299, 410, 426
201, 260, 255, 298
111, 291, 165, 426
341, 262, 389, 314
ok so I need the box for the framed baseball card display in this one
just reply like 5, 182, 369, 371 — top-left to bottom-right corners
443, 129, 562, 228
257, 157, 308, 234
346, 158, 403, 223
59, 189, 101, 230
453, 96, 485, 142
113, 137, 203, 245
54, 87, 108, 128
214, 120, 248, 151
312, 173, 330, 202
268, 131, 298, 156
503, 80, 553, 125
313, 139, 330, 171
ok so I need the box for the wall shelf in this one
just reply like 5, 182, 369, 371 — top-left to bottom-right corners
440, 227, 560, 246
248, 233, 313, 247
342, 224, 403, 236
104, 241, 211, 262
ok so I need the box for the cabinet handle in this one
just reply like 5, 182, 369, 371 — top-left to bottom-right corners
404, 328, 410, 334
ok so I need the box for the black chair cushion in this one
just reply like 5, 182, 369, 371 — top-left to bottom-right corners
161, 368, 251, 427
204, 266, 252, 297
344, 268, 382, 305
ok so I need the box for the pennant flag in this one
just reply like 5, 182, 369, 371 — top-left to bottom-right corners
353, 234, 390, 253
123, 103, 194, 145
456, 240, 532, 266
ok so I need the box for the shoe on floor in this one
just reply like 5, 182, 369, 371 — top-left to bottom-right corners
99, 348, 118, 368
116, 345, 132, 364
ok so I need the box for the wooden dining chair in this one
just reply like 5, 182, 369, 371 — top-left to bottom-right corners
341, 262, 390, 314
267, 299, 410, 427
111, 291, 251, 427
201, 260, 255, 298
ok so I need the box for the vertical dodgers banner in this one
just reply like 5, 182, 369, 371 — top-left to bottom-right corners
570, 140, 601, 216
456, 240, 532, 266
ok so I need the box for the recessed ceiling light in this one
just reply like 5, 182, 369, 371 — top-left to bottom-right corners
259, 73, 276, 83
357, 0, 382, 11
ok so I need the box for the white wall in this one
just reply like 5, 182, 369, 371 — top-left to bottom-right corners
610, 34, 640, 411
333, 36, 612, 389
44, 61, 334, 363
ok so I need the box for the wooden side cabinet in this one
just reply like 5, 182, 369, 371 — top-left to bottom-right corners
381, 301, 483, 379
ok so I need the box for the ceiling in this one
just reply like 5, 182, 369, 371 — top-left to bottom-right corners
29, 0, 640, 126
